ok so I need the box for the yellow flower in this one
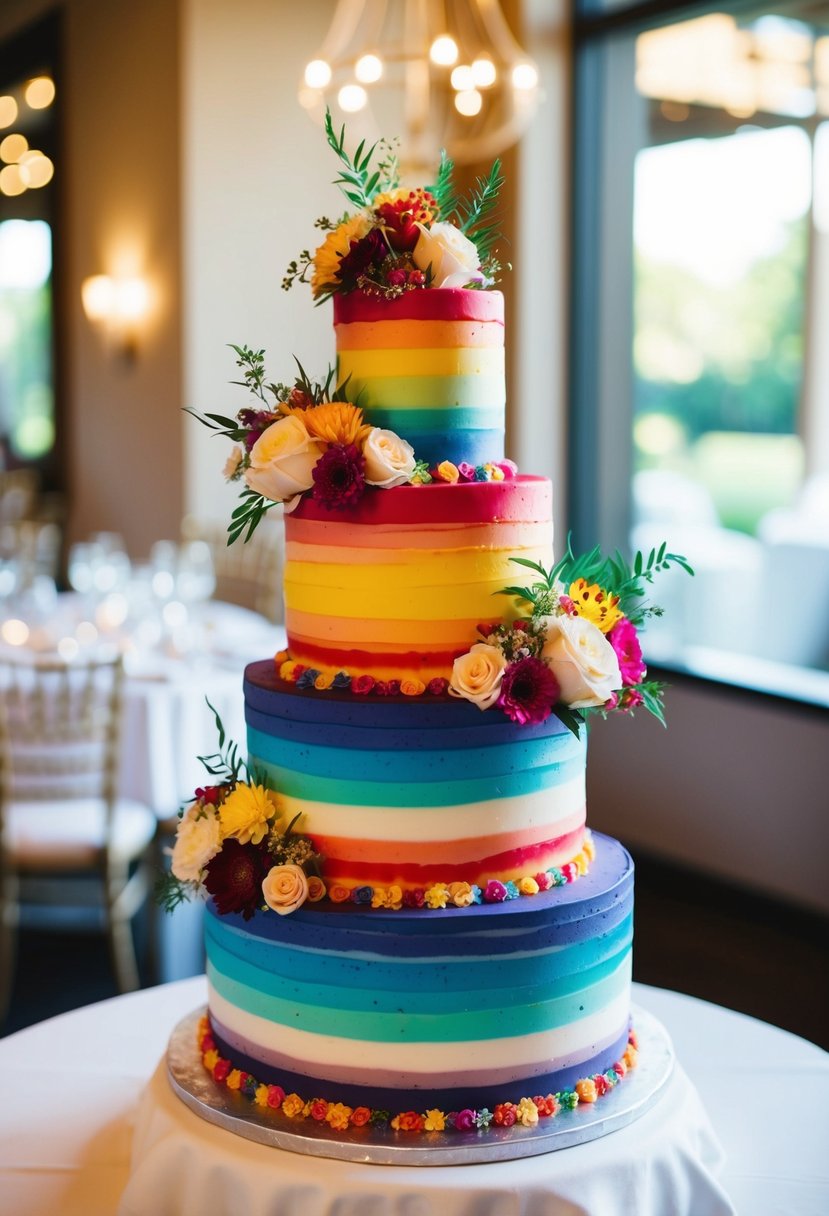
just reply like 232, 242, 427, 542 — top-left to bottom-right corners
314, 671, 334, 690
293, 401, 372, 448
568, 578, 623, 634
219, 783, 281, 845
575, 1079, 597, 1104
424, 1108, 446, 1131
326, 1102, 353, 1131
583, 831, 595, 861
436, 460, 459, 484
384, 884, 403, 910
490, 465, 505, 481
280, 660, 300, 681
203, 1048, 219, 1070
282, 1093, 305, 1118
312, 214, 371, 297
517, 876, 540, 897
401, 677, 426, 697
254, 1084, 270, 1107
226, 1069, 243, 1091
425, 883, 449, 909
516, 1097, 540, 1126
574, 851, 588, 875
448, 881, 474, 908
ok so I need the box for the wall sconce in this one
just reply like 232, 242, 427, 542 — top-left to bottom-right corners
81, 273, 150, 361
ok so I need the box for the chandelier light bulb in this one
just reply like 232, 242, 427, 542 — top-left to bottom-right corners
430, 35, 458, 66
18, 150, 54, 189
304, 59, 332, 89
450, 64, 475, 92
512, 62, 539, 91
0, 96, 17, 129
0, 163, 25, 196
355, 53, 383, 83
338, 83, 368, 112
0, 132, 28, 164
471, 58, 497, 87
25, 76, 56, 109
454, 88, 483, 117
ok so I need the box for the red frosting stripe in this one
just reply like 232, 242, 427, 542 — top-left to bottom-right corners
289, 477, 552, 527
333, 287, 504, 325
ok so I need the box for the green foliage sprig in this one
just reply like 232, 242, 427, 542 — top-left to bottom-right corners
324, 110, 382, 208
428, 153, 504, 261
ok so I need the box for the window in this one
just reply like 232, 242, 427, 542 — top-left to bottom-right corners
571, 2, 829, 697
0, 14, 60, 491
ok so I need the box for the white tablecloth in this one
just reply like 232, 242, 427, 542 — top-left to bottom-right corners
0, 980, 825, 1216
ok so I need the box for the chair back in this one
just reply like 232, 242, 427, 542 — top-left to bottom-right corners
181, 514, 284, 622
0, 653, 125, 814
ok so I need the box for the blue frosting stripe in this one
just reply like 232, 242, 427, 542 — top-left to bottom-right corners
246, 723, 583, 783
252, 753, 584, 806
208, 953, 631, 1042
205, 909, 633, 996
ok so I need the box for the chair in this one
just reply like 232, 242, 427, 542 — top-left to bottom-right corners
181, 513, 284, 623
0, 653, 158, 1024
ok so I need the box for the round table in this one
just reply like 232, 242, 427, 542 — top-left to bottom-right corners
0, 979, 825, 1215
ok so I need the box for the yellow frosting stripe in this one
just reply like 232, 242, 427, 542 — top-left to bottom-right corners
286, 546, 550, 592
338, 346, 504, 381
286, 611, 479, 646
285, 579, 526, 619
336, 319, 503, 351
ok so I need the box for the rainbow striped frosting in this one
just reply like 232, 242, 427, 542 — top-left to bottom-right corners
334, 288, 505, 467
245, 660, 587, 892
283, 476, 553, 683
204, 834, 633, 1114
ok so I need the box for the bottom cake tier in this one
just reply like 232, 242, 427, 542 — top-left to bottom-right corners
203, 833, 634, 1124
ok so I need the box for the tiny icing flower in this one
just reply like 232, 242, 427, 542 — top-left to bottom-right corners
226, 1069, 243, 1091
213, 1058, 230, 1083
436, 460, 460, 483
575, 1079, 598, 1104
282, 1093, 305, 1118
401, 677, 426, 696
449, 643, 508, 711
350, 1106, 372, 1127
326, 1102, 353, 1130
516, 1097, 539, 1127
392, 1111, 425, 1132
517, 876, 540, 897
424, 1109, 446, 1131
295, 668, 321, 690
328, 884, 352, 903
331, 671, 352, 690
306, 875, 326, 902
475, 1108, 493, 1129
493, 1102, 516, 1127
280, 660, 300, 681
448, 881, 475, 908
425, 883, 450, 909
534, 871, 553, 891
497, 656, 559, 726
219, 782, 281, 846
457, 462, 476, 481
254, 1084, 270, 1107
203, 1048, 219, 1071
496, 459, 518, 479
267, 1084, 285, 1109
484, 879, 508, 903
427, 677, 449, 696
262, 863, 309, 916
352, 885, 373, 905
453, 1108, 476, 1131
403, 888, 425, 908
308, 1098, 329, 1121
314, 672, 334, 690
352, 674, 375, 695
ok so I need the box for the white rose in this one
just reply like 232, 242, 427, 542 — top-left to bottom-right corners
244, 414, 322, 504
449, 643, 508, 710
413, 221, 484, 289
262, 864, 309, 916
363, 428, 416, 488
542, 615, 622, 708
170, 802, 221, 883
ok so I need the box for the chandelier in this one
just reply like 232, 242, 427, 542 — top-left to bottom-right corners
299, 0, 540, 173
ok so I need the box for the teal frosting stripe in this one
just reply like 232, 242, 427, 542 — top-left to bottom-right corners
207, 953, 631, 1043
206, 915, 632, 1006
363, 406, 504, 433
251, 754, 584, 807
346, 373, 505, 410
247, 725, 581, 785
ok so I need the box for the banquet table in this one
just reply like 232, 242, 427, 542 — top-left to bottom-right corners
0, 979, 825, 1216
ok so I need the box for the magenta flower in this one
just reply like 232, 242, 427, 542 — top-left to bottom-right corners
497, 657, 560, 726
337, 228, 388, 285
453, 1109, 476, 1130
608, 618, 646, 686
495, 459, 518, 479
484, 879, 507, 903
312, 443, 366, 509
457, 462, 476, 481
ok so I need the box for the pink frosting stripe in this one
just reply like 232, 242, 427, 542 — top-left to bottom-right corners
333, 287, 504, 325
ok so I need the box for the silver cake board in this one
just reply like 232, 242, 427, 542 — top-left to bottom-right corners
166, 1004, 674, 1166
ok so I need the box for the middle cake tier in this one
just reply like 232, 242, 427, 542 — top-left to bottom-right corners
245, 660, 587, 895
283, 475, 553, 684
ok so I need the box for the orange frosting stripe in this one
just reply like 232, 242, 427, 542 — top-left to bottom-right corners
335, 319, 503, 351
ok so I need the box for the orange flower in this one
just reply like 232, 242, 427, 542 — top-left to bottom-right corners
289, 401, 371, 448
350, 1106, 372, 1127
400, 677, 426, 697
392, 1110, 425, 1132
328, 884, 352, 903
326, 1102, 353, 1131
306, 875, 326, 902
576, 1078, 598, 1104
281, 1093, 304, 1118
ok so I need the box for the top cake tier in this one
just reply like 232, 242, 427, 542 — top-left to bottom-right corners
334, 287, 505, 469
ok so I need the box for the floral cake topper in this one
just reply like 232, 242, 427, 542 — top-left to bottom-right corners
282, 110, 505, 301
